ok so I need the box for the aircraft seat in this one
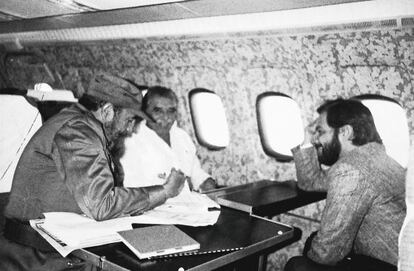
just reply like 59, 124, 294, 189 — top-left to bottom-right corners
0, 94, 42, 234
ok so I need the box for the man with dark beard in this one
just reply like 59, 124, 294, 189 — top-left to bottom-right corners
0, 73, 185, 270
284, 98, 405, 271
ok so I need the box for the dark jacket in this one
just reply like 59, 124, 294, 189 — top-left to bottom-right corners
6, 103, 166, 222
1, 103, 168, 270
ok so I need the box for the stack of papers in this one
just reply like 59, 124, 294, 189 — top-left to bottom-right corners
30, 191, 221, 257
30, 212, 133, 256
41, 212, 132, 247
141, 191, 221, 226
131, 207, 220, 227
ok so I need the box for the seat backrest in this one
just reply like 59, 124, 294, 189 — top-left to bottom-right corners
0, 95, 42, 193
0, 192, 9, 234
398, 144, 414, 271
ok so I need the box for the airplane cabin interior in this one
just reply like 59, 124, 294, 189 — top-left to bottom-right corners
0, 0, 413, 270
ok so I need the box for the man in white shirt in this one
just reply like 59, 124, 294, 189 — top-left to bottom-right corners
120, 86, 217, 192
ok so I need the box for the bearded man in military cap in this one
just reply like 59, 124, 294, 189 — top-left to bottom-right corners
0, 73, 185, 270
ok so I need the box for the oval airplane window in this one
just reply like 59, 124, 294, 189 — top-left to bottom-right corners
354, 94, 409, 168
256, 92, 304, 161
189, 88, 229, 150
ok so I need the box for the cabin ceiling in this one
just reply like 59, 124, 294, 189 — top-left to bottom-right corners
0, 0, 413, 47
0, 0, 370, 23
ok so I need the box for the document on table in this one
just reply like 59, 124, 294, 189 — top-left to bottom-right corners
29, 191, 221, 257
158, 188, 220, 212
30, 218, 74, 257
130, 188, 221, 227
130, 206, 220, 227
118, 182, 221, 226
30, 212, 133, 257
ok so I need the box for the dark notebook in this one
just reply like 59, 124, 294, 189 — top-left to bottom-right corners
117, 225, 200, 259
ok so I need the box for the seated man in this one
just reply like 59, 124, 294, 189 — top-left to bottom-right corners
285, 98, 405, 271
0, 73, 185, 270
120, 86, 217, 192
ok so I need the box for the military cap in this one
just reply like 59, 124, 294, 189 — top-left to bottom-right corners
85, 72, 150, 121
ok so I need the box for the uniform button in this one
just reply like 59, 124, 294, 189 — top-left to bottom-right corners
67, 261, 74, 267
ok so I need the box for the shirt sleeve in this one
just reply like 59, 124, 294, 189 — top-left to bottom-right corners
291, 145, 328, 192
307, 163, 374, 265
53, 120, 167, 221
182, 132, 211, 190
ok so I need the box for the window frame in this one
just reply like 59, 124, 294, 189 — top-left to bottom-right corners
353, 93, 409, 167
256, 92, 302, 162
188, 88, 229, 151
353, 94, 401, 104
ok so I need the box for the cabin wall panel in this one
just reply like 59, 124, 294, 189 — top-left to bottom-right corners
2, 27, 413, 271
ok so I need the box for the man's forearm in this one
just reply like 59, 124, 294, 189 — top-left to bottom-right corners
292, 145, 328, 192
143, 185, 168, 210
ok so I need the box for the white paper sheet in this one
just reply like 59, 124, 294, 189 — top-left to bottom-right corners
30, 192, 221, 257
129, 207, 221, 227
42, 212, 132, 247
